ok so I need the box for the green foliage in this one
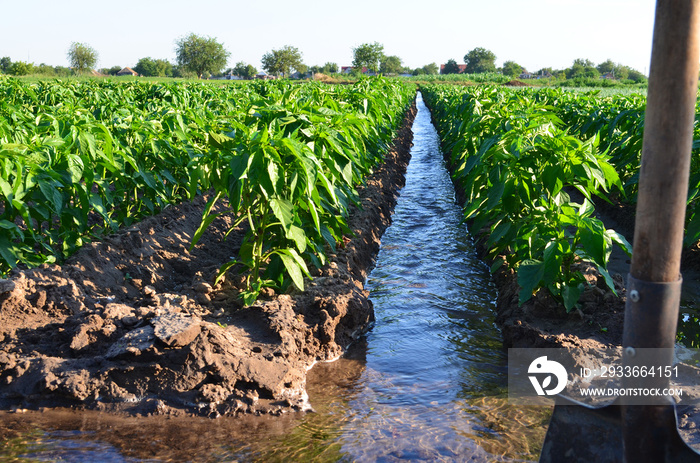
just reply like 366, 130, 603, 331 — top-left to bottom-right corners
413, 63, 439, 76
175, 33, 230, 79
321, 62, 338, 74
134, 57, 173, 77
261, 45, 304, 78
0, 57, 11, 74
232, 61, 257, 79
502, 60, 523, 78
407, 72, 510, 84
380, 55, 403, 75
0, 77, 413, 308
104, 66, 122, 76
7, 61, 33, 76
196, 78, 414, 305
566, 58, 600, 79
0, 78, 255, 275
541, 87, 700, 246
352, 42, 384, 73
463, 47, 497, 74
421, 84, 631, 311
441, 59, 461, 75
67, 42, 98, 73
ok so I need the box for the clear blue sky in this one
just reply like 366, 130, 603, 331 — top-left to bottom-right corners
1, 0, 655, 74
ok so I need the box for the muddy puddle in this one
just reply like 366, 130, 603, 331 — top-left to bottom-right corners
0, 94, 550, 462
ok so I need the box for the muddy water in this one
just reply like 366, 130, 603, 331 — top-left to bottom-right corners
0, 94, 550, 462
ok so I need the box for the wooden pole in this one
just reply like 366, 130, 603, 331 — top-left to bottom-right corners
630, 0, 700, 284
623, 0, 700, 461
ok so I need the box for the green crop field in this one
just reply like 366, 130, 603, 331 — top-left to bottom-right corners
0, 76, 413, 302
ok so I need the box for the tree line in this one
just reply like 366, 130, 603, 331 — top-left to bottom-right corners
441, 47, 647, 83
0, 36, 646, 83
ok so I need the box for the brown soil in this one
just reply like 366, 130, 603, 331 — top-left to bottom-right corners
504, 80, 529, 87
0, 102, 418, 417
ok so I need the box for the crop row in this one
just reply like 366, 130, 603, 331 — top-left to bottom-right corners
420, 84, 633, 311
0, 77, 414, 303
508, 87, 700, 247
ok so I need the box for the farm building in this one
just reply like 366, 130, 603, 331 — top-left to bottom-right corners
116, 67, 138, 76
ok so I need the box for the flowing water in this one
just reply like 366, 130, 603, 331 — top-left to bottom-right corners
0, 93, 550, 462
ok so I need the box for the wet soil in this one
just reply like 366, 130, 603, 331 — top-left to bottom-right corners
0, 101, 418, 417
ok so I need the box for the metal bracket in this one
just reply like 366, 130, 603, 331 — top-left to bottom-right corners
623, 273, 683, 349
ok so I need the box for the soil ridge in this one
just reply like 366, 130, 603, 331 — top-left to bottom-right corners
0, 99, 418, 417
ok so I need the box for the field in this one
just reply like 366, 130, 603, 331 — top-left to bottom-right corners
2, 77, 700, 460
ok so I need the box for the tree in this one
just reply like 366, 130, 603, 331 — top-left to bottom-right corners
502, 60, 523, 78
134, 57, 173, 77
442, 59, 461, 74
464, 47, 496, 74
261, 45, 304, 78
413, 63, 439, 76
175, 33, 230, 79
422, 63, 439, 75
380, 55, 403, 75
352, 42, 384, 73
0, 57, 11, 74
596, 59, 630, 79
596, 59, 615, 75
566, 58, 599, 79
104, 66, 122, 76
321, 62, 338, 74
232, 61, 257, 79
8, 61, 33, 76
67, 42, 98, 73
626, 67, 647, 83
295, 62, 308, 76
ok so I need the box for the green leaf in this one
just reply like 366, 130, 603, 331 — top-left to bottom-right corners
562, 284, 582, 312
267, 162, 279, 195
517, 259, 544, 304
287, 224, 307, 253
486, 221, 511, 248
208, 131, 231, 149
596, 264, 617, 295
599, 160, 622, 192
229, 153, 250, 181
542, 165, 563, 196
542, 240, 563, 285
269, 197, 294, 232
486, 177, 505, 211
578, 218, 607, 266
0, 235, 18, 268
490, 257, 505, 273
191, 192, 223, 250
38, 181, 62, 214
320, 224, 336, 251
606, 228, 633, 257
215, 260, 240, 286
275, 248, 310, 291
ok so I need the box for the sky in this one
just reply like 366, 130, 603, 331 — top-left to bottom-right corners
1, 0, 656, 75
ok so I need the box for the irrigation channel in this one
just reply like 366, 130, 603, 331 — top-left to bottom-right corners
0, 94, 551, 462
